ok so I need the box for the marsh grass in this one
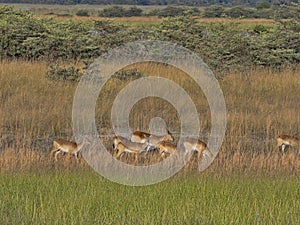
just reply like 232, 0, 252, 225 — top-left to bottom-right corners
0, 171, 299, 224
1, 60, 300, 224
0, 61, 300, 174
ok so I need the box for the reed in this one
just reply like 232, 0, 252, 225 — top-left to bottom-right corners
0, 60, 300, 174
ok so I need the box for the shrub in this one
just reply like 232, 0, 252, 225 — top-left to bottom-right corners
76, 9, 90, 17
149, 6, 201, 18
253, 8, 274, 18
125, 6, 143, 17
112, 69, 143, 81
157, 6, 186, 17
253, 24, 269, 33
256, 1, 272, 10
274, 5, 300, 20
202, 5, 224, 18
185, 7, 201, 16
99, 6, 126, 17
46, 65, 82, 82
225, 6, 255, 18
99, 6, 143, 17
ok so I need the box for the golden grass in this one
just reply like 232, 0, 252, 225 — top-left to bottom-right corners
0, 60, 300, 174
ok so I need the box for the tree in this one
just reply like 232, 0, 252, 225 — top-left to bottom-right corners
126, 6, 143, 16
203, 5, 224, 17
225, 6, 255, 18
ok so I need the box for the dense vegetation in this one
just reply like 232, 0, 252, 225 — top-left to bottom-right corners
0, 6, 299, 79
0, 0, 299, 6
98, 4, 300, 19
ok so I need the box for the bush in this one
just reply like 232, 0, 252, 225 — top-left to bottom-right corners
225, 6, 255, 18
99, 6, 143, 17
274, 5, 300, 20
157, 6, 186, 17
99, 6, 126, 17
185, 7, 201, 16
126, 6, 143, 17
147, 6, 200, 17
256, 1, 272, 10
46, 65, 82, 82
253, 24, 269, 33
112, 69, 143, 81
146, 8, 161, 16
1, 6, 299, 79
76, 9, 90, 17
202, 5, 224, 18
253, 8, 274, 18
152, 16, 300, 77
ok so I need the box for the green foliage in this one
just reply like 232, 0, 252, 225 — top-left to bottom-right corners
147, 6, 201, 17
150, 16, 300, 77
203, 5, 225, 18
252, 8, 274, 18
0, 6, 135, 62
46, 64, 82, 81
250, 21, 300, 67
256, 1, 272, 9
112, 68, 143, 81
253, 24, 269, 33
225, 6, 255, 18
126, 6, 143, 17
99, 6, 143, 17
156, 6, 186, 17
99, 6, 126, 17
274, 4, 300, 20
76, 9, 90, 16
1, 0, 298, 6
0, 6, 299, 79
0, 6, 50, 60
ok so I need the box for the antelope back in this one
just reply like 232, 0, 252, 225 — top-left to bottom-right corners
158, 141, 176, 154
117, 136, 147, 151
131, 131, 150, 143
54, 139, 77, 149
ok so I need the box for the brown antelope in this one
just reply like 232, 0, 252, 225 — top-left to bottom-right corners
131, 130, 174, 151
113, 136, 148, 151
130, 131, 151, 143
50, 138, 88, 162
276, 134, 300, 153
113, 136, 148, 160
156, 141, 177, 158
183, 138, 213, 160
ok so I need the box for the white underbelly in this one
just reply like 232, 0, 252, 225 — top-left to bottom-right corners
124, 149, 138, 153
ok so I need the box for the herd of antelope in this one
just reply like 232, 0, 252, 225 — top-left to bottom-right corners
49, 129, 213, 163
112, 130, 212, 161
50, 131, 300, 163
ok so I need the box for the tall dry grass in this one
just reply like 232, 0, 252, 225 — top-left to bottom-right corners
0, 60, 300, 174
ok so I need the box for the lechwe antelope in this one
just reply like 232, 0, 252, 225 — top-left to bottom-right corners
130, 131, 151, 143
131, 130, 174, 151
276, 134, 300, 153
50, 138, 88, 162
156, 141, 177, 158
183, 138, 213, 160
113, 136, 148, 161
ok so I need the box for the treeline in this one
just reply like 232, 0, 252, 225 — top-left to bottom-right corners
96, 4, 300, 19
0, 0, 298, 6
0, 6, 299, 79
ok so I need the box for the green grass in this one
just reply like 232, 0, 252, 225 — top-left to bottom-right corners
1, 171, 299, 224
